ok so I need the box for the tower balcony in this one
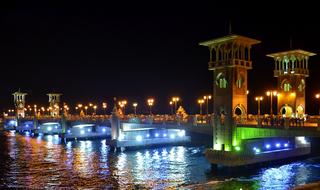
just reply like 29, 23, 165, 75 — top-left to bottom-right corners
273, 68, 309, 77
208, 59, 252, 70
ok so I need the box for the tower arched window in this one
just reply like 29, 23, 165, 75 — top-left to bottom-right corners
283, 80, 292, 92
236, 74, 244, 88
298, 79, 305, 92
216, 73, 227, 88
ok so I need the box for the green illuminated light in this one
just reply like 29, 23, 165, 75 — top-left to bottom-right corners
235, 146, 241, 151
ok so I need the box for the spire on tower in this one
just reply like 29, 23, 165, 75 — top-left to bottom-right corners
228, 20, 232, 35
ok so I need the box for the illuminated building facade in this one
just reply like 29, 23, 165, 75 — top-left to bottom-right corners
267, 50, 316, 117
199, 34, 260, 151
12, 91, 27, 118
47, 93, 62, 117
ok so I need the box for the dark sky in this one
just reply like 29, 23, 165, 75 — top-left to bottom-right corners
0, 1, 319, 115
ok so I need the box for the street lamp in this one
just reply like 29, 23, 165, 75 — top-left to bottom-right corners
169, 101, 173, 115
266, 90, 278, 115
93, 105, 97, 115
85, 106, 88, 115
34, 105, 37, 116
203, 95, 212, 115
198, 99, 204, 115
102, 102, 107, 115
172, 97, 180, 113
119, 100, 127, 115
133, 103, 138, 115
315, 94, 320, 115
255, 96, 263, 116
147, 98, 154, 115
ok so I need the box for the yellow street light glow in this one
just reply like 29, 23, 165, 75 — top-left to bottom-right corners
93, 105, 97, 109
315, 94, 320, 99
169, 101, 173, 105
198, 99, 204, 104
172, 97, 180, 102
273, 91, 278, 96
78, 104, 83, 108
89, 103, 93, 107
255, 96, 263, 101
133, 103, 138, 107
147, 98, 154, 106
204, 95, 212, 100
246, 90, 249, 95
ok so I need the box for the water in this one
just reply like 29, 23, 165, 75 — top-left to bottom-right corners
0, 131, 320, 189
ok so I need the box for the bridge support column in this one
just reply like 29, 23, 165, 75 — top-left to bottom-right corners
60, 114, 67, 138
33, 117, 38, 130
15, 115, 20, 128
111, 112, 120, 141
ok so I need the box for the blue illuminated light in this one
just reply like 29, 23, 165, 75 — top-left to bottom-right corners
80, 130, 85, 135
170, 134, 175, 139
26, 124, 29, 127
265, 144, 271, 149
55, 125, 58, 129
47, 126, 52, 131
163, 134, 167, 137
146, 134, 150, 138
67, 130, 71, 134
102, 128, 106, 132
253, 147, 257, 151
178, 130, 185, 137
255, 148, 261, 153
25, 131, 30, 136
284, 143, 289, 147
87, 128, 91, 132
118, 134, 125, 141
136, 135, 142, 141
276, 143, 281, 148
155, 133, 159, 137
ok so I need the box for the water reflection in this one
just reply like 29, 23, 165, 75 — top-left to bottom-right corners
1, 131, 320, 189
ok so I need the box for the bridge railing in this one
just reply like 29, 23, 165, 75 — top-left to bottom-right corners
235, 115, 320, 128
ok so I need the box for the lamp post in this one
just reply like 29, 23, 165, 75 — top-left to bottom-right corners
255, 96, 263, 116
316, 94, 320, 115
198, 99, 204, 115
121, 100, 127, 115
34, 105, 37, 116
102, 102, 107, 115
93, 105, 97, 115
147, 98, 154, 115
85, 106, 88, 115
169, 101, 173, 115
266, 90, 278, 115
172, 97, 180, 114
203, 95, 212, 115
133, 103, 138, 115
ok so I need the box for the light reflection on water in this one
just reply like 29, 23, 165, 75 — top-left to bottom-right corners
0, 131, 320, 189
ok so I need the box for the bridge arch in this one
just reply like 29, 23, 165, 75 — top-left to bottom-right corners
296, 105, 304, 117
280, 104, 293, 117
233, 104, 246, 117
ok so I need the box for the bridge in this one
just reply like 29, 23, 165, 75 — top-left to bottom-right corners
2, 31, 320, 166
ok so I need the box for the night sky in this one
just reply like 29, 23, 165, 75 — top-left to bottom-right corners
0, 1, 319, 115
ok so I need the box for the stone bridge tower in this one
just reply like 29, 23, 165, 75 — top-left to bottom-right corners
267, 50, 316, 118
199, 34, 260, 151
47, 93, 62, 117
12, 90, 27, 118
